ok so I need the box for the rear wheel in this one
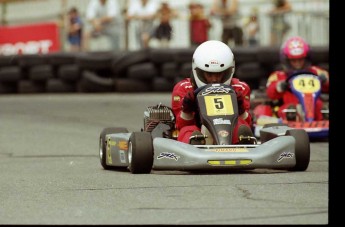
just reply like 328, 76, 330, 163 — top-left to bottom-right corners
99, 127, 128, 170
128, 132, 153, 174
285, 129, 310, 171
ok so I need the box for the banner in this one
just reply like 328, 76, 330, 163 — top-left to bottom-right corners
0, 22, 60, 55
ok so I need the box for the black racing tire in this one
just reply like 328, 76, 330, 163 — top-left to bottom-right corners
235, 62, 266, 80
173, 48, 195, 64
114, 78, 151, 92
0, 55, 19, 67
76, 51, 116, 70
260, 123, 288, 143
29, 64, 54, 82
47, 52, 76, 66
58, 64, 81, 82
232, 46, 258, 65
285, 129, 310, 171
77, 70, 114, 92
152, 77, 174, 92
309, 46, 329, 64
0, 81, 17, 93
234, 62, 267, 90
17, 54, 48, 69
149, 48, 175, 64
111, 49, 150, 76
99, 127, 129, 170
127, 62, 158, 80
46, 78, 76, 93
17, 80, 45, 93
179, 62, 192, 78
161, 62, 179, 79
263, 123, 288, 128
128, 132, 153, 174
0, 66, 22, 82
256, 46, 280, 66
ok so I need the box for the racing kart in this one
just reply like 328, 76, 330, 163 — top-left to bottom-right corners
252, 71, 329, 139
99, 83, 310, 174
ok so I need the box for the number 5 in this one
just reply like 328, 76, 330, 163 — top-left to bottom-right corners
214, 98, 224, 109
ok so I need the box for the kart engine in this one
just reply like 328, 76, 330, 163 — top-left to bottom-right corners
143, 103, 175, 138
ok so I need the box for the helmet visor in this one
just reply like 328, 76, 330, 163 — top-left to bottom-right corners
195, 67, 233, 84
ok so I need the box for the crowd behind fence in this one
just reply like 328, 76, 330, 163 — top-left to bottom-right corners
1, 0, 329, 52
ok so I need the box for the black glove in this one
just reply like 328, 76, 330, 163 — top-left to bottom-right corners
236, 91, 245, 116
319, 74, 328, 85
276, 81, 288, 93
182, 91, 197, 113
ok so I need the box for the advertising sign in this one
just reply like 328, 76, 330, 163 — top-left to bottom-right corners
0, 22, 60, 55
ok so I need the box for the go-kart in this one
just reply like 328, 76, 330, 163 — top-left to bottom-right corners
252, 71, 329, 139
99, 83, 310, 174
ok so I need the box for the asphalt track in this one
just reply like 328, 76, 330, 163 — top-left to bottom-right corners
0, 93, 329, 225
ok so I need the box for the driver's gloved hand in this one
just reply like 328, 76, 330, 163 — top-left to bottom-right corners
319, 74, 328, 85
236, 91, 245, 116
276, 81, 288, 93
182, 91, 197, 113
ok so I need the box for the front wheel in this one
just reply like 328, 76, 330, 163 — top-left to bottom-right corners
285, 129, 310, 171
99, 127, 128, 170
128, 132, 153, 174
263, 123, 288, 128
260, 123, 288, 143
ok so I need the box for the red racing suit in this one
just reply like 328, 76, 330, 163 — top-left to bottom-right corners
266, 66, 329, 120
171, 78, 252, 144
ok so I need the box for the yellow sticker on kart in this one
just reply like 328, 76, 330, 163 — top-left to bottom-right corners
205, 95, 233, 116
209, 148, 249, 152
118, 141, 128, 150
292, 75, 321, 94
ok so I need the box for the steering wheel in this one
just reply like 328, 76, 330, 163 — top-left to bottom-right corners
285, 70, 317, 83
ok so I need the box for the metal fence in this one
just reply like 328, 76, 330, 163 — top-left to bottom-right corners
1, 0, 329, 51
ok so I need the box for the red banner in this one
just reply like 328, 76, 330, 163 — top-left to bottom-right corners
0, 22, 60, 55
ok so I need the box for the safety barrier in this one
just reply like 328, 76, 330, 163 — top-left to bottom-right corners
0, 46, 328, 94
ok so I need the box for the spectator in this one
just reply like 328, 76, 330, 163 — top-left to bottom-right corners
83, 0, 124, 51
126, 0, 159, 49
243, 7, 259, 46
189, 2, 211, 47
151, 1, 178, 48
265, 36, 329, 121
66, 7, 83, 52
267, 0, 292, 46
210, 0, 243, 47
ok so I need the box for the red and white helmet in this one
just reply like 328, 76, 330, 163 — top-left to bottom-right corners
280, 36, 311, 70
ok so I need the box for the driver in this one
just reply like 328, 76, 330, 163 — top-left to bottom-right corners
171, 40, 253, 144
266, 36, 329, 120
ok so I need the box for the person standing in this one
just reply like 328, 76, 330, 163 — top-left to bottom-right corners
243, 7, 259, 46
151, 1, 178, 48
188, 2, 211, 47
126, 0, 159, 49
84, 0, 124, 51
66, 7, 83, 52
210, 0, 243, 47
267, 0, 292, 46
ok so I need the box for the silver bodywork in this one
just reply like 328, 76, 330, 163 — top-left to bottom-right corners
103, 125, 301, 171
152, 136, 295, 170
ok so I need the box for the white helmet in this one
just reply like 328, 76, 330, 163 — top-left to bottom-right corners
191, 40, 235, 89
